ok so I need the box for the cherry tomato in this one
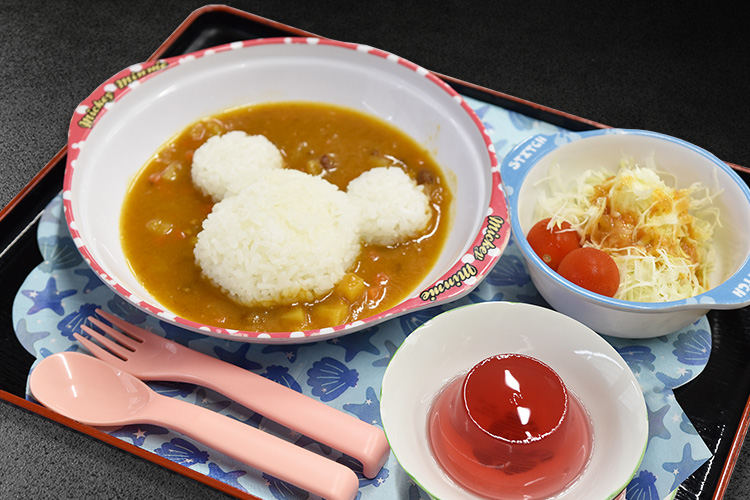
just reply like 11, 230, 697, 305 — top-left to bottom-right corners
526, 218, 581, 271
557, 247, 620, 297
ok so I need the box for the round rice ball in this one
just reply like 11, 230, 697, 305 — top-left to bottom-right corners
191, 131, 283, 201
346, 167, 432, 246
194, 169, 362, 307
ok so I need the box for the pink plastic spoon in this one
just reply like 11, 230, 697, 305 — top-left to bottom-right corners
29, 352, 359, 500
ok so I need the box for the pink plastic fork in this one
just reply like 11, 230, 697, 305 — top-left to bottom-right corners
73, 310, 390, 479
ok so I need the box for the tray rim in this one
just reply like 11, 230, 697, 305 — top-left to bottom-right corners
0, 4, 748, 500
0, 389, 261, 500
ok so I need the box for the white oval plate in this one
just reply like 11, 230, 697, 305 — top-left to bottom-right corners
380, 301, 647, 500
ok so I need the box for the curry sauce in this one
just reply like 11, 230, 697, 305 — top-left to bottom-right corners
120, 102, 453, 332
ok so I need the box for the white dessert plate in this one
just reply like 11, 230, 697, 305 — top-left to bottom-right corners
380, 301, 647, 500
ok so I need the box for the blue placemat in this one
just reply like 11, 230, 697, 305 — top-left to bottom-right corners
11, 97, 711, 500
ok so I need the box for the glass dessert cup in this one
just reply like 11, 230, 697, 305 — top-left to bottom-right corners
428, 354, 593, 499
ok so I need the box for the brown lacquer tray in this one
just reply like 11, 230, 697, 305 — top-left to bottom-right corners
1, 5, 749, 500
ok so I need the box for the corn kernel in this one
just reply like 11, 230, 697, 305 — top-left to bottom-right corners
304, 159, 323, 175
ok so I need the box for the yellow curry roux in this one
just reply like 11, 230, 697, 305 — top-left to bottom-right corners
120, 101, 453, 332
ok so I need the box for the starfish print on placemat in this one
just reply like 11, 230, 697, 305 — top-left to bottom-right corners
22, 277, 76, 315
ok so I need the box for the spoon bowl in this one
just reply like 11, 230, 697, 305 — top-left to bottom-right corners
30, 352, 360, 500
30, 351, 151, 425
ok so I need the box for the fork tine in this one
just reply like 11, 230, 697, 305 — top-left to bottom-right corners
78, 325, 133, 360
95, 309, 147, 342
73, 332, 129, 363
88, 316, 140, 350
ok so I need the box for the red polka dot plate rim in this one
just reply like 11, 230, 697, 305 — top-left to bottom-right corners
62, 37, 508, 343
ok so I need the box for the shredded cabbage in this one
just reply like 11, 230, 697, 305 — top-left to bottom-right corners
534, 156, 721, 302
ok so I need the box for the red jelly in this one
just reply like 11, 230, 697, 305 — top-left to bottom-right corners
428, 354, 592, 499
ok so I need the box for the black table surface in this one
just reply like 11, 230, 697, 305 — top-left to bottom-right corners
2, 1, 749, 498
